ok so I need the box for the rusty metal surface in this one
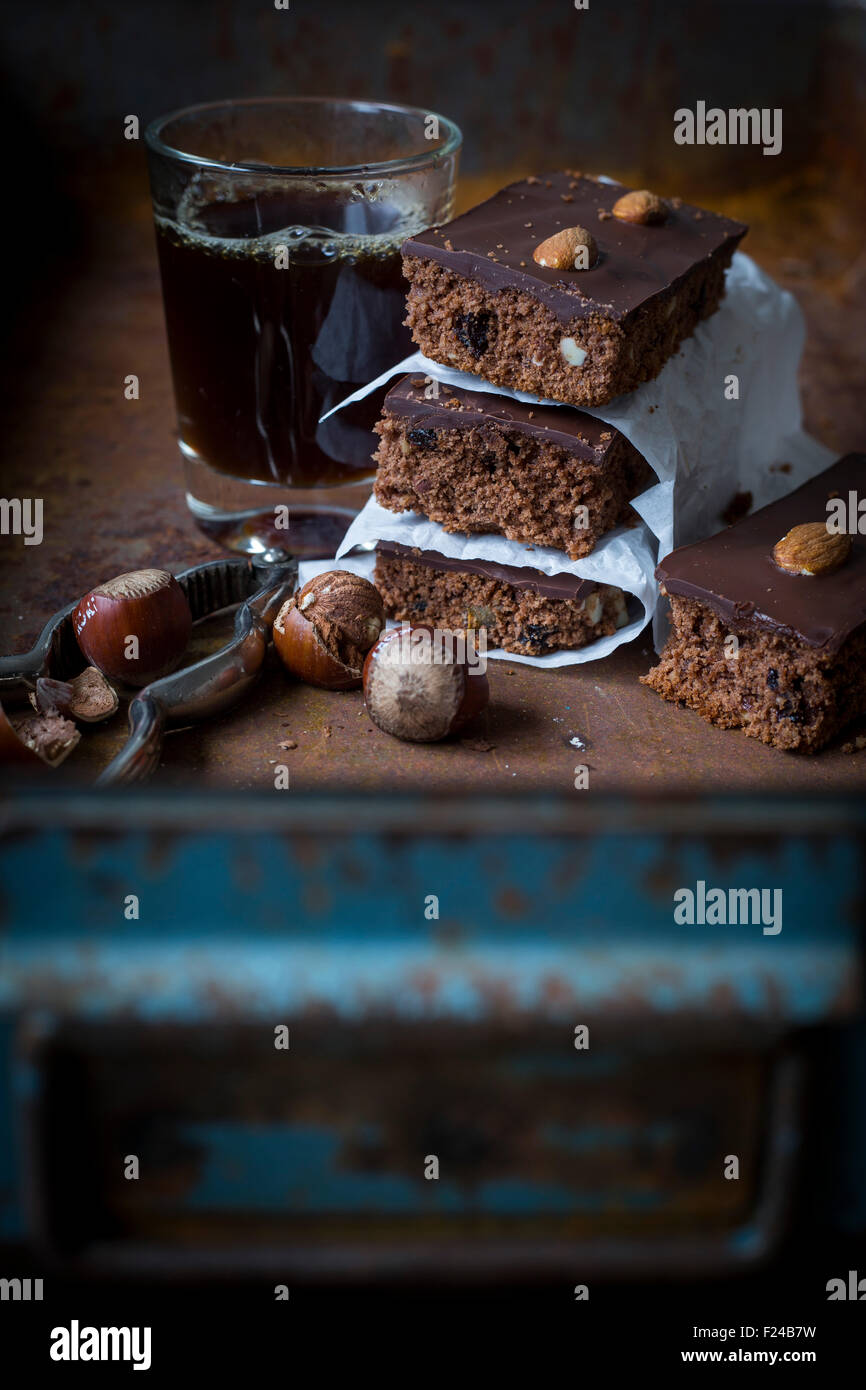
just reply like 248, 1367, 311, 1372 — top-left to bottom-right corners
1, 160, 865, 793
1, 789, 862, 1023
5, 789, 856, 1275
14, 1018, 801, 1277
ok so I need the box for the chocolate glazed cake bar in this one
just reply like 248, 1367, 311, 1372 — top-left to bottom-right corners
642, 455, 866, 752
374, 376, 653, 560
402, 173, 747, 409
374, 541, 630, 657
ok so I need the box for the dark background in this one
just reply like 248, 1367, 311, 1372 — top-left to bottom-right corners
2, 0, 865, 282
3, 0, 863, 181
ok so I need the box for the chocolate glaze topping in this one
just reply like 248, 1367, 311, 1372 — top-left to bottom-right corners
376, 540, 597, 601
657, 455, 866, 652
403, 173, 747, 327
384, 375, 622, 461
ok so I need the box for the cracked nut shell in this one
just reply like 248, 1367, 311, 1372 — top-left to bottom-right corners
30, 667, 119, 723
273, 570, 385, 690
0, 700, 80, 769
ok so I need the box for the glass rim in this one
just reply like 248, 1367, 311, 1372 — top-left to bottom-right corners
144, 95, 462, 178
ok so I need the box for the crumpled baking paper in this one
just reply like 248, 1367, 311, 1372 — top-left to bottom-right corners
321, 252, 834, 556
310, 251, 834, 662
294, 498, 659, 667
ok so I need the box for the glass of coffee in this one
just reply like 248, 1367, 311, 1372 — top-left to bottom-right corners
145, 98, 461, 558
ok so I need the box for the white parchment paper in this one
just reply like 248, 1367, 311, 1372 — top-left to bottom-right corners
321, 253, 834, 556
308, 252, 834, 663
297, 498, 658, 667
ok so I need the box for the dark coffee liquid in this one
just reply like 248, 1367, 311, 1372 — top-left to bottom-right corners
155, 188, 412, 488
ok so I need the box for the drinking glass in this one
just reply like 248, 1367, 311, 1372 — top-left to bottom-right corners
145, 98, 461, 558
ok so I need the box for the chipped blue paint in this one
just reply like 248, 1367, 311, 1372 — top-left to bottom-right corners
0, 819, 860, 1023
0, 942, 856, 1021
179, 1122, 669, 1215
0, 796, 862, 1254
0, 831, 859, 945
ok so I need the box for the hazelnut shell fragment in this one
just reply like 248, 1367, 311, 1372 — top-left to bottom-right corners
362, 625, 490, 743
30, 677, 75, 717
0, 700, 80, 769
273, 570, 385, 690
30, 667, 119, 723
772, 523, 852, 576
0, 702, 46, 767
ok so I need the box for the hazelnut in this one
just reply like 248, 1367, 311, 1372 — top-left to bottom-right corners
772, 522, 852, 576
273, 570, 385, 690
533, 226, 598, 270
611, 189, 667, 225
73, 569, 192, 686
362, 625, 490, 742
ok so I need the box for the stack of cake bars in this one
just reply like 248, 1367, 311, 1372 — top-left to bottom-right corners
368, 171, 746, 657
